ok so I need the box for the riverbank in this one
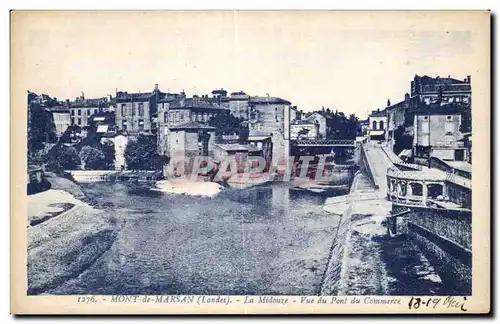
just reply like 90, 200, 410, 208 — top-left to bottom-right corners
27, 179, 122, 295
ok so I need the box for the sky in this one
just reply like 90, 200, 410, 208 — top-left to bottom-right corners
13, 11, 477, 119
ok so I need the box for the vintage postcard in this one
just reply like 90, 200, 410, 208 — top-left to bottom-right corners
11, 10, 490, 314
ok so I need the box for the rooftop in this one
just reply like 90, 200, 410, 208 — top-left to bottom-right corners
169, 121, 217, 131
415, 74, 470, 85
169, 97, 228, 110
216, 143, 262, 152
249, 96, 291, 105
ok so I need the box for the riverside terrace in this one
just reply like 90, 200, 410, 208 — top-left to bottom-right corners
386, 166, 471, 210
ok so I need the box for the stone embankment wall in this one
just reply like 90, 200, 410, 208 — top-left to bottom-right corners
358, 144, 378, 189
405, 207, 472, 294
320, 172, 359, 295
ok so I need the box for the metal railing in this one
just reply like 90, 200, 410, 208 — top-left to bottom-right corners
294, 139, 356, 147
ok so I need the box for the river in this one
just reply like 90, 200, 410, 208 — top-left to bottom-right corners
45, 179, 352, 295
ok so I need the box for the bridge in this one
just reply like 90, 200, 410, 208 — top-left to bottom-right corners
322, 142, 472, 295
292, 139, 356, 147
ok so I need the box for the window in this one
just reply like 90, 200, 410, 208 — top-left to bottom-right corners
379, 120, 384, 130
138, 120, 144, 132
372, 121, 377, 130
78, 109, 81, 116
446, 115, 453, 121
164, 112, 168, 123
122, 120, 127, 131
423, 116, 429, 120
71, 110, 75, 116
138, 103, 144, 116
77, 118, 81, 125
88, 109, 91, 115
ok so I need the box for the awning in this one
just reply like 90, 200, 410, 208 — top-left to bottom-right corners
93, 117, 105, 121
369, 130, 385, 136
96, 125, 109, 133
398, 149, 412, 158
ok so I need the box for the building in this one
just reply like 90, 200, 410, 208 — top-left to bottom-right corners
413, 104, 466, 164
156, 94, 229, 156
411, 74, 471, 105
248, 96, 291, 136
47, 106, 71, 138
461, 133, 472, 164
248, 135, 273, 168
290, 119, 319, 140
213, 143, 262, 173
164, 122, 216, 176
247, 95, 292, 166
385, 94, 412, 150
114, 133, 128, 170
368, 109, 387, 141
228, 91, 250, 120
115, 84, 165, 135
69, 93, 113, 127
306, 112, 331, 139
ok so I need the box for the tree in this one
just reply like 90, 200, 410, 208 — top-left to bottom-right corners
101, 143, 116, 170
297, 128, 310, 139
79, 146, 106, 170
125, 135, 166, 170
45, 144, 80, 172
393, 125, 413, 155
28, 103, 57, 153
208, 111, 249, 144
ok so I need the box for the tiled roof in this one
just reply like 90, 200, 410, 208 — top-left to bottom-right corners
293, 119, 316, 125
71, 99, 110, 108
169, 121, 216, 130
169, 98, 227, 110
116, 91, 154, 101
370, 110, 386, 117
215, 143, 262, 152
417, 75, 467, 85
47, 106, 70, 113
249, 96, 291, 105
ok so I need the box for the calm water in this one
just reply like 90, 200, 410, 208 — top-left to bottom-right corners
48, 180, 352, 295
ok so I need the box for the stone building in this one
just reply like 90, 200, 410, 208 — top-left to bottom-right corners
114, 133, 128, 171
368, 109, 387, 141
115, 84, 165, 135
247, 95, 292, 167
156, 95, 229, 156
228, 91, 250, 120
411, 74, 471, 105
306, 112, 329, 139
413, 104, 466, 163
290, 119, 319, 140
164, 122, 216, 177
213, 143, 262, 173
47, 106, 71, 138
69, 93, 112, 127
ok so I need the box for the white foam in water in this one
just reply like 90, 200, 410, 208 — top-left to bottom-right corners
152, 179, 224, 198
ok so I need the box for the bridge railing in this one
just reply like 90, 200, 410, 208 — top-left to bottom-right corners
294, 139, 356, 146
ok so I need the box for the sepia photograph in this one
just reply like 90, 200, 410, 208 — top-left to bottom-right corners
10, 10, 490, 314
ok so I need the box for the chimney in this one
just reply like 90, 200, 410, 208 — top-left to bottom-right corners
405, 93, 410, 102
467, 75, 471, 83
154, 84, 159, 91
